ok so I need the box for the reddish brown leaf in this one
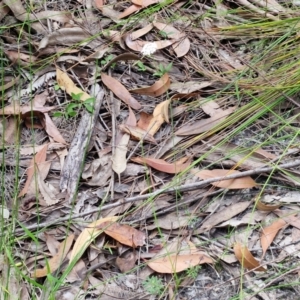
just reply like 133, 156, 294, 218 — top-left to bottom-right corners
101, 73, 141, 110
131, 156, 190, 174
261, 219, 286, 258
234, 243, 266, 271
118, 4, 141, 19
32, 234, 74, 278
131, 73, 170, 97
103, 223, 145, 247
137, 112, 153, 130
195, 169, 257, 189
131, 23, 154, 40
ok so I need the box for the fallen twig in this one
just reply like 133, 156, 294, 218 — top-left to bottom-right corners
14, 159, 300, 233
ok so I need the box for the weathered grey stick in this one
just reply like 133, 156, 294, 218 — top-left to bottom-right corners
60, 84, 104, 203
14, 158, 300, 233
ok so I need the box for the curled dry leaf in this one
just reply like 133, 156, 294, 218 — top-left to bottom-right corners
153, 21, 190, 57
195, 169, 257, 189
102, 53, 140, 71
69, 216, 119, 264
256, 199, 281, 211
131, 73, 170, 97
125, 34, 174, 52
131, 156, 190, 174
261, 219, 286, 258
233, 243, 266, 272
101, 73, 141, 110
146, 99, 171, 136
119, 124, 157, 144
56, 68, 91, 101
131, 23, 154, 40
32, 234, 74, 278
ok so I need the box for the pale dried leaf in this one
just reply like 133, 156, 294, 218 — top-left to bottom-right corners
69, 216, 118, 264
112, 133, 130, 175
32, 234, 74, 278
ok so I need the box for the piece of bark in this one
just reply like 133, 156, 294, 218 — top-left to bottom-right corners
60, 84, 104, 203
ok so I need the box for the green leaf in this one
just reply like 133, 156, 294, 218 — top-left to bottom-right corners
84, 103, 94, 113
53, 112, 64, 117
71, 93, 83, 101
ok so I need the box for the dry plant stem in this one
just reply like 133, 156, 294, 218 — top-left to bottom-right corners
249, 265, 300, 300
109, 68, 116, 197
59, 86, 104, 203
14, 159, 300, 233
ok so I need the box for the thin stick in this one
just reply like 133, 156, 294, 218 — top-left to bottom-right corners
14, 159, 300, 233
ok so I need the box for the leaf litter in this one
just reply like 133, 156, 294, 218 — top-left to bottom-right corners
2, 0, 300, 299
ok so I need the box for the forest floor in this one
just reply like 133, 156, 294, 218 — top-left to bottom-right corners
1, 0, 300, 299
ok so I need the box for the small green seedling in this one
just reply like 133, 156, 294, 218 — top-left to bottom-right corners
186, 265, 201, 280
100, 54, 114, 66
153, 62, 172, 77
142, 276, 164, 296
53, 92, 95, 118
137, 61, 146, 71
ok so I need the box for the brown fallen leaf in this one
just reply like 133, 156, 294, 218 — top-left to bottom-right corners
37, 168, 60, 206
118, 4, 141, 19
137, 112, 153, 131
146, 99, 171, 135
233, 243, 266, 272
131, 73, 170, 97
119, 124, 157, 144
42, 113, 67, 144
176, 107, 235, 135
132, 0, 160, 7
19, 144, 48, 197
56, 68, 92, 101
195, 201, 251, 234
102, 52, 140, 70
102, 223, 145, 247
69, 216, 119, 264
32, 234, 74, 278
153, 22, 190, 57
131, 23, 154, 40
195, 169, 257, 189
148, 240, 213, 274
101, 73, 141, 110
116, 252, 137, 273
256, 199, 281, 211
261, 219, 286, 258
131, 156, 190, 174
